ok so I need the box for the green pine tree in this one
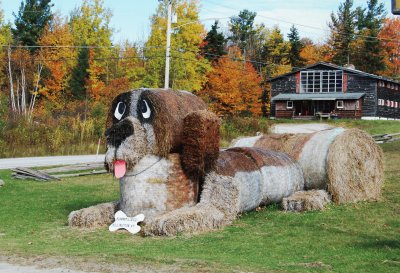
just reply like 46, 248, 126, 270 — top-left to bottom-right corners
328, 0, 356, 66
229, 9, 257, 52
69, 47, 89, 99
12, 0, 53, 49
201, 20, 226, 62
287, 25, 304, 68
353, 0, 386, 73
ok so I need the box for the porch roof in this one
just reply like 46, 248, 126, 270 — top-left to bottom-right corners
272, 92, 365, 101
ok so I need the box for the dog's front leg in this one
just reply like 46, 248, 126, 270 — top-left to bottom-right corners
144, 174, 240, 236
68, 201, 119, 228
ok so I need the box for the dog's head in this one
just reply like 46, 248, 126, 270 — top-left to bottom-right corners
104, 88, 220, 178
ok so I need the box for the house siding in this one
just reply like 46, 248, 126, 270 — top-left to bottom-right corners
377, 86, 400, 118
346, 74, 377, 116
270, 75, 297, 117
268, 63, 399, 119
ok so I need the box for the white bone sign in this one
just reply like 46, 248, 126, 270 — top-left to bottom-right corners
109, 210, 145, 234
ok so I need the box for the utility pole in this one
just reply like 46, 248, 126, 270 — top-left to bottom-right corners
164, 0, 172, 89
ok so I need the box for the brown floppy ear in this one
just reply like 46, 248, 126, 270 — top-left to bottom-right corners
181, 110, 220, 180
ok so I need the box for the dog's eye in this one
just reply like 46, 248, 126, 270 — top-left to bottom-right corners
114, 102, 126, 120
140, 99, 151, 119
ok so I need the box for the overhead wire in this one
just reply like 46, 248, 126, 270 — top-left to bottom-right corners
202, 0, 400, 44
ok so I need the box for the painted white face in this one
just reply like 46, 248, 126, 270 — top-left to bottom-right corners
104, 89, 157, 173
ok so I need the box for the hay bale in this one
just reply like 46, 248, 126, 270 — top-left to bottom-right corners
231, 128, 384, 204
282, 190, 331, 212
181, 110, 220, 179
68, 202, 118, 228
326, 129, 384, 203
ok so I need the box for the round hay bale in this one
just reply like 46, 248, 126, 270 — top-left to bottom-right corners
326, 128, 384, 203
231, 128, 384, 204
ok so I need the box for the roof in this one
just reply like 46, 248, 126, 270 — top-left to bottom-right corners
272, 92, 365, 101
266, 62, 399, 84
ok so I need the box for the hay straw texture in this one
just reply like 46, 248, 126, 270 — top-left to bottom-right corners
144, 148, 305, 235
68, 202, 118, 228
232, 128, 384, 204
181, 110, 220, 180
326, 129, 384, 203
146, 89, 207, 157
282, 190, 331, 212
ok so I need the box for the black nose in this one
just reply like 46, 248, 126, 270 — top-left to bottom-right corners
105, 119, 134, 148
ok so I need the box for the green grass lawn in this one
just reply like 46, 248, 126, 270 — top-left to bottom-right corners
0, 122, 399, 272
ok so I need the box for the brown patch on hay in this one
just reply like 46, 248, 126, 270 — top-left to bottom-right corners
253, 133, 314, 160
181, 110, 220, 180
327, 128, 384, 204
282, 190, 331, 212
147, 90, 207, 157
166, 154, 198, 210
68, 202, 118, 228
144, 172, 240, 236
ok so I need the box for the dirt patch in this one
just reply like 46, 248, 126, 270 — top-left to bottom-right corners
0, 254, 183, 273
271, 123, 333, 134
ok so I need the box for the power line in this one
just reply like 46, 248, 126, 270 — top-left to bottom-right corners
202, 0, 400, 44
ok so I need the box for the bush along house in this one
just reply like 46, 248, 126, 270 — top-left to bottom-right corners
268, 62, 400, 119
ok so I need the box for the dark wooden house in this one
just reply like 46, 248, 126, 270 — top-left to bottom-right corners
268, 62, 400, 119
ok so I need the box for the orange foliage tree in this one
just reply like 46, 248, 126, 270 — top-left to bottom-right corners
199, 55, 263, 117
300, 43, 332, 65
38, 14, 76, 103
378, 18, 400, 79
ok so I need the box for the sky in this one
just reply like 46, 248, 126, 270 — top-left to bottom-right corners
1, 0, 393, 44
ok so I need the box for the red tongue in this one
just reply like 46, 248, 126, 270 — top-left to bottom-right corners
114, 160, 126, 178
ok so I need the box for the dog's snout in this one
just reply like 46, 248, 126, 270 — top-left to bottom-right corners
105, 119, 134, 148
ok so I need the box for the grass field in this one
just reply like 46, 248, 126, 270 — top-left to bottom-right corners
0, 121, 399, 272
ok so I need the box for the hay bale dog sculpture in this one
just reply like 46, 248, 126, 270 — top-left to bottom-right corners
68, 88, 304, 235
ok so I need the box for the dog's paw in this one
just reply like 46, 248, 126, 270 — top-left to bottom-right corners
143, 204, 228, 236
68, 202, 118, 228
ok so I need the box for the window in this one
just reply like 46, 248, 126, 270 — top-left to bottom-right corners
336, 100, 344, 109
300, 70, 343, 93
356, 100, 360, 110
391, 101, 395, 107
286, 101, 293, 109
395, 102, 398, 108
387, 100, 391, 106
378, 99, 384, 106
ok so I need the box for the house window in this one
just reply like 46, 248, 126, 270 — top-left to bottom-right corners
387, 100, 391, 106
391, 101, 394, 107
395, 102, 398, 108
286, 101, 293, 109
378, 99, 383, 106
300, 70, 343, 93
356, 100, 360, 110
336, 100, 344, 109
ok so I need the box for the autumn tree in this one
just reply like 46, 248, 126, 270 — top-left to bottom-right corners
199, 48, 262, 117
262, 26, 291, 77
144, 0, 211, 91
69, 0, 113, 99
12, 0, 53, 49
0, 4, 12, 86
37, 13, 76, 103
379, 17, 400, 79
116, 41, 146, 89
200, 20, 226, 62
300, 41, 332, 65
